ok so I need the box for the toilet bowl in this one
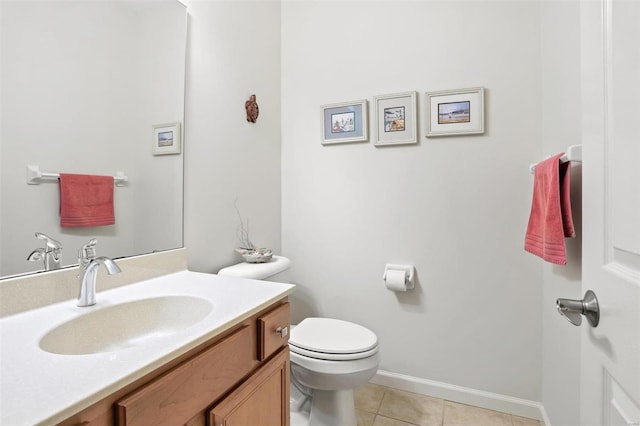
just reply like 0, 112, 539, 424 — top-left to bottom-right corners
289, 317, 379, 426
218, 256, 380, 426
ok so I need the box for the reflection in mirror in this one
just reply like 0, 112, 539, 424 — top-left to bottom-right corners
0, 0, 187, 278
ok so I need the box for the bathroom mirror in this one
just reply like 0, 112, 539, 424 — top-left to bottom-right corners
0, 0, 187, 278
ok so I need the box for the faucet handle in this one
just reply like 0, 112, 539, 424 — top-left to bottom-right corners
35, 232, 62, 250
27, 248, 45, 262
79, 238, 98, 263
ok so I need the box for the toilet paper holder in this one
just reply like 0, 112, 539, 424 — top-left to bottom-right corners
383, 264, 415, 290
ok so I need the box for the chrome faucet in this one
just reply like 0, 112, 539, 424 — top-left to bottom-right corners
77, 239, 121, 307
27, 232, 62, 271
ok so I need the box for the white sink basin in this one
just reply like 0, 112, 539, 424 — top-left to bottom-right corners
39, 295, 213, 355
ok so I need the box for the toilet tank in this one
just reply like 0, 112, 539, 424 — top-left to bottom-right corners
217, 255, 292, 283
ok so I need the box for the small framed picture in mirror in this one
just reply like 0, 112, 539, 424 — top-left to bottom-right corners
152, 122, 181, 155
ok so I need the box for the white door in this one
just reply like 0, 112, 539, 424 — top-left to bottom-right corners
580, 0, 640, 425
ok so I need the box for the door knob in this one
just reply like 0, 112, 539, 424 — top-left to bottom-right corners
556, 290, 599, 327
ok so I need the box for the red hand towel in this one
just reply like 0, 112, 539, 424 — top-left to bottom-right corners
524, 153, 575, 265
59, 173, 115, 227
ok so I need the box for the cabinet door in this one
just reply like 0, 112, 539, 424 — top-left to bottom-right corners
209, 348, 290, 426
116, 325, 253, 426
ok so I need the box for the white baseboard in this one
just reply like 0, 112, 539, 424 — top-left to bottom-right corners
370, 370, 549, 424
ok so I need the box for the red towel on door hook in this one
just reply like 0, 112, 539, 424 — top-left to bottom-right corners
524, 153, 575, 265
59, 173, 115, 227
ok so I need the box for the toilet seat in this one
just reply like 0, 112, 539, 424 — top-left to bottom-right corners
289, 343, 378, 361
289, 318, 378, 361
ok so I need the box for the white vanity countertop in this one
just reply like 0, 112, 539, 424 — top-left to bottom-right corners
0, 270, 295, 426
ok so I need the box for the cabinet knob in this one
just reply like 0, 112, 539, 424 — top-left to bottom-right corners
276, 326, 288, 338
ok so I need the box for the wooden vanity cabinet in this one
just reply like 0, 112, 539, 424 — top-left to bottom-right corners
56, 300, 290, 426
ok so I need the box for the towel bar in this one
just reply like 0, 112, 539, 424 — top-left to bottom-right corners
26, 165, 128, 186
529, 144, 582, 174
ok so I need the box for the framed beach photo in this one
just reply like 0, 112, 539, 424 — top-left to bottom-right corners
425, 87, 484, 137
152, 122, 181, 155
321, 100, 368, 144
373, 91, 417, 146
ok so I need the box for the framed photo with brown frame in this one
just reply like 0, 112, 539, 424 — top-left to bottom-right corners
152, 122, 181, 155
373, 91, 417, 146
425, 87, 484, 137
321, 99, 368, 145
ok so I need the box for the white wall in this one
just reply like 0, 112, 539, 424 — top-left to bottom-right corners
183, 1, 282, 273
281, 1, 543, 401
540, 2, 582, 425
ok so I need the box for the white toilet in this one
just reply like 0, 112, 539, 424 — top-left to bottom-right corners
218, 256, 380, 426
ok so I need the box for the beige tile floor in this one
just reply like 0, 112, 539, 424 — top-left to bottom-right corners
354, 384, 542, 426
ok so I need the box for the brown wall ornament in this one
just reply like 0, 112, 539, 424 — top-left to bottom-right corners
245, 94, 259, 123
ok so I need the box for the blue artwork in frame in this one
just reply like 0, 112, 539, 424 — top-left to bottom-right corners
321, 99, 368, 144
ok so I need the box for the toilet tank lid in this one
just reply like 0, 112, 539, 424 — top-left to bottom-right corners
217, 255, 291, 280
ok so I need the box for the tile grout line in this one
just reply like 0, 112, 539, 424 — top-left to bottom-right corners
376, 388, 386, 414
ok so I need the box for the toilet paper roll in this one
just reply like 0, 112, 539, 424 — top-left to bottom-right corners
385, 270, 407, 292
